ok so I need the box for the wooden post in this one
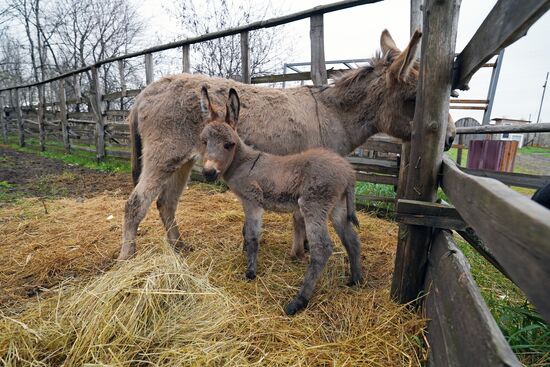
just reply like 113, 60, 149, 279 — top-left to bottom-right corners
182, 44, 191, 73
37, 84, 46, 151
145, 53, 154, 85
456, 133, 464, 165
13, 89, 25, 147
310, 14, 327, 86
58, 79, 70, 152
240, 31, 250, 84
0, 94, 7, 144
91, 66, 106, 161
118, 60, 127, 97
391, 0, 461, 304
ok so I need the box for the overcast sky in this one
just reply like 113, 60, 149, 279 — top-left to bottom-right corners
140, 0, 550, 124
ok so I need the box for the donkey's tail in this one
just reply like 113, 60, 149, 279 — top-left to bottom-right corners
345, 182, 360, 228
129, 106, 142, 187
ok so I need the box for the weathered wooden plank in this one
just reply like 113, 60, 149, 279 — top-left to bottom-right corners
252, 69, 343, 84
450, 98, 489, 104
450, 105, 486, 110
310, 14, 327, 86
453, 0, 550, 90
37, 84, 46, 151
395, 199, 468, 231
91, 66, 106, 160
391, 0, 461, 304
426, 230, 521, 367
356, 195, 395, 203
462, 167, 550, 189
360, 138, 402, 154
12, 89, 25, 147
456, 122, 550, 134
105, 110, 130, 118
348, 156, 399, 175
355, 172, 397, 185
57, 79, 70, 152
182, 44, 191, 73
0, 94, 7, 144
145, 53, 154, 85
240, 31, 250, 84
442, 155, 550, 323
103, 89, 141, 101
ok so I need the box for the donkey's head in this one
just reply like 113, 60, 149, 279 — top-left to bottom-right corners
333, 30, 456, 150
199, 86, 241, 182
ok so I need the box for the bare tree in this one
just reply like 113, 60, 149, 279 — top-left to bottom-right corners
168, 0, 292, 79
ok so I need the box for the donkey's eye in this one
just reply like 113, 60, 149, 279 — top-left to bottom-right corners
224, 142, 235, 150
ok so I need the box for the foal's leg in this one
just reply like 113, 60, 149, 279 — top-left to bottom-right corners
156, 160, 194, 251
118, 167, 170, 260
243, 204, 263, 280
290, 210, 306, 260
284, 202, 333, 315
330, 199, 363, 286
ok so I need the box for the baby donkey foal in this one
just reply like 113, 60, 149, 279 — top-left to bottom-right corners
199, 87, 363, 315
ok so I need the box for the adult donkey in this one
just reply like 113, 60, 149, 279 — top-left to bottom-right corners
118, 29, 456, 260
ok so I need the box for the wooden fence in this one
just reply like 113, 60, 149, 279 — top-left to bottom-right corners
1, 0, 550, 365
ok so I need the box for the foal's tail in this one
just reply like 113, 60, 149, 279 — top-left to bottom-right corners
345, 182, 360, 228
129, 106, 142, 187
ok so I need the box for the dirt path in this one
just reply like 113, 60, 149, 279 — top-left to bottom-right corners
0, 146, 133, 201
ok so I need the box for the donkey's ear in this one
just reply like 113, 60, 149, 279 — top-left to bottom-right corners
389, 30, 422, 82
200, 85, 215, 120
225, 88, 240, 128
380, 29, 400, 59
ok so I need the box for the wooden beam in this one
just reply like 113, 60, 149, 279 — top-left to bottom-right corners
145, 53, 154, 85
37, 84, 46, 151
391, 0, 461, 304
450, 105, 486, 110
103, 89, 142, 101
310, 14, 327, 86
347, 156, 399, 175
450, 98, 489, 104
240, 31, 250, 84
0, 94, 7, 144
395, 199, 468, 231
12, 89, 25, 147
91, 66, 106, 161
57, 79, 70, 152
425, 230, 521, 367
356, 172, 397, 185
456, 122, 550, 134
461, 167, 550, 189
361, 137, 402, 154
356, 195, 395, 203
117, 60, 127, 97
441, 155, 550, 324
252, 69, 343, 84
453, 0, 550, 90
182, 44, 191, 73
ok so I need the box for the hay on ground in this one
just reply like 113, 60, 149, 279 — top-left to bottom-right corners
0, 185, 426, 366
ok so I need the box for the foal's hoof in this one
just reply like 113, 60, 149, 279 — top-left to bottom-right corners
174, 240, 194, 253
284, 296, 309, 316
290, 251, 306, 262
347, 277, 364, 287
245, 270, 256, 280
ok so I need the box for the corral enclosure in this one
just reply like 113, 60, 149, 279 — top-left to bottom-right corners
1, 0, 550, 366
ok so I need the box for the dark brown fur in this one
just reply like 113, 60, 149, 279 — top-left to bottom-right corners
117, 30, 456, 260
200, 87, 362, 315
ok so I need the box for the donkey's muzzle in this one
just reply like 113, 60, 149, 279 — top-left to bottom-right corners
202, 168, 218, 182
444, 135, 454, 151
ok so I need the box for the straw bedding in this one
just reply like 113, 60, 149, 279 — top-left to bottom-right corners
0, 184, 426, 366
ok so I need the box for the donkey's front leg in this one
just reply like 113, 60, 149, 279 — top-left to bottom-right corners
243, 204, 263, 280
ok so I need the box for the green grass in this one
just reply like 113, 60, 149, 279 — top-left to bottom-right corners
355, 181, 396, 214
457, 239, 550, 365
6, 137, 131, 173
519, 146, 550, 158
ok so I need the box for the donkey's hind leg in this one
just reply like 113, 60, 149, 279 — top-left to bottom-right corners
118, 167, 170, 260
284, 201, 333, 315
330, 199, 363, 286
290, 210, 306, 260
156, 160, 194, 252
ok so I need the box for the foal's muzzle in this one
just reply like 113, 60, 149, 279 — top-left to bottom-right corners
202, 168, 218, 182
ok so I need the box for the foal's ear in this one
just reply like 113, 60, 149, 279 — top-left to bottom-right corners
380, 29, 400, 60
389, 30, 422, 82
200, 85, 216, 120
225, 88, 240, 128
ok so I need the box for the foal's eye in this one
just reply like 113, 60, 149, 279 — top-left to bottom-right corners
224, 142, 235, 150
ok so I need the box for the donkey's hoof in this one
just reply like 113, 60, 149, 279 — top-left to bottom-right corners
290, 251, 306, 262
116, 246, 136, 261
245, 270, 256, 280
284, 296, 309, 316
347, 277, 364, 287
174, 240, 193, 253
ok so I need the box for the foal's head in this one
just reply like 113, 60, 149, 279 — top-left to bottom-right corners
199, 86, 241, 182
